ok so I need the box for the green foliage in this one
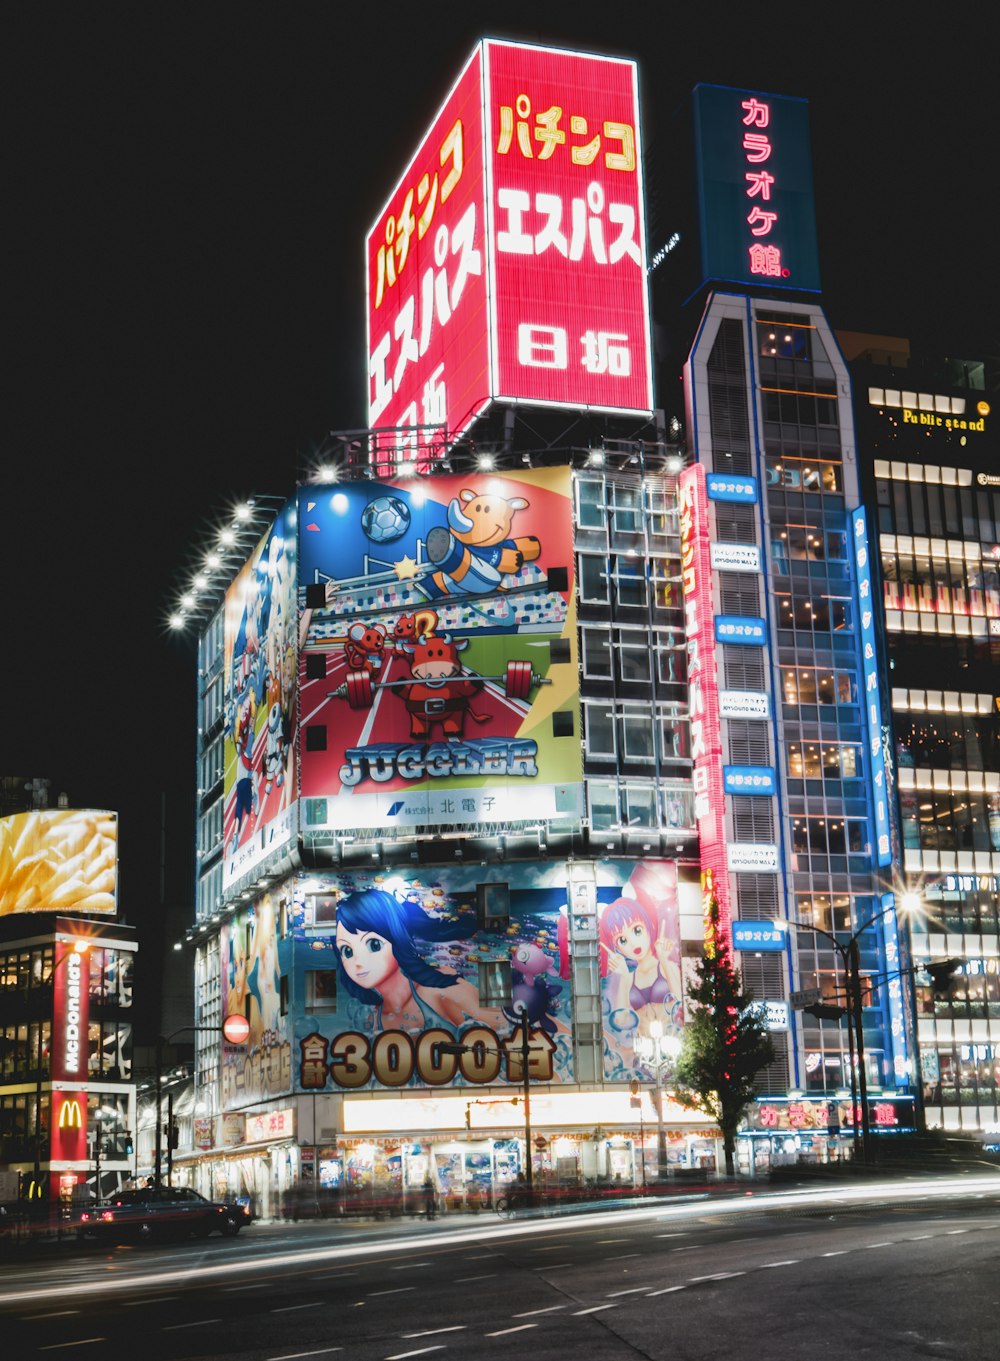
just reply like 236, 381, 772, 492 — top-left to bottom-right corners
673, 899, 775, 1175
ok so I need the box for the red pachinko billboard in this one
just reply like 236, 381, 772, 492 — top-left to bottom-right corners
366, 40, 653, 450
679, 464, 731, 946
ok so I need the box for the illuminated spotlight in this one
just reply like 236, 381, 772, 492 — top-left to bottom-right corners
665, 454, 683, 474
219, 528, 236, 547
192, 574, 208, 589
397, 460, 417, 478
181, 593, 196, 609
168, 612, 186, 630
476, 453, 495, 471
587, 449, 605, 467
317, 463, 338, 482
205, 551, 221, 569
235, 502, 253, 522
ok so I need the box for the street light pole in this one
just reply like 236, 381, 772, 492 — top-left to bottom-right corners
776, 901, 898, 1164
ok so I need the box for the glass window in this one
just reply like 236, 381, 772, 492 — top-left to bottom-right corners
478, 960, 512, 1008
306, 971, 338, 1011
585, 703, 616, 757
581, 628, 612, 678
578, 555, 608, 603
575, 478, 605, 529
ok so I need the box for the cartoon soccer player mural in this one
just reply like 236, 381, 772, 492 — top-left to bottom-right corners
597, 861, 683, 1045
334, 888, 508, 1035
230, 686, 259, 853
423, 488, 541, 598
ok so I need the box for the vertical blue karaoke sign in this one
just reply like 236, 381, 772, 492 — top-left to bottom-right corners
852, 507, 891, 867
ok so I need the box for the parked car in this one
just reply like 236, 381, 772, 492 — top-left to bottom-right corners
78, 1185, 252, 1242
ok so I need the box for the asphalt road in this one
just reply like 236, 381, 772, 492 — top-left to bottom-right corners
4, 1177, 1000, 1360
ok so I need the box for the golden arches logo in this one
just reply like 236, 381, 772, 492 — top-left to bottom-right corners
57, 1098, 82, 1129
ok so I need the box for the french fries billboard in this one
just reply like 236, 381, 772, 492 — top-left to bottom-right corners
0, 809, 118, 916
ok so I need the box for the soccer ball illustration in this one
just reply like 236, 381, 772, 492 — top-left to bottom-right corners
361, 495, 411, 545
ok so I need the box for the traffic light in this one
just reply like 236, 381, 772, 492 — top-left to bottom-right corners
169, 1121, 180, 1150
926, 958, 962, 999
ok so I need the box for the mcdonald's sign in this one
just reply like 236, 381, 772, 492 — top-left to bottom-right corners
51, 1092, 87, 1162
57, 1098, 82, 1129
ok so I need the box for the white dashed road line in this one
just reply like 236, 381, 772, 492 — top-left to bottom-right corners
514, 1305, 566, 1317
40, 1342, 105, 1352
401, 1328, 467, 1338
164, 1319, 221, 1330
574, 1304, 617, 1315
272, 1302, 325, 1312
486, 1324, 537, 1337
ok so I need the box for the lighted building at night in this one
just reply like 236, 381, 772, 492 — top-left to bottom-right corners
846, 334, 1000, 1142
0, 802, 136, 1211
172, 47, 925, 1211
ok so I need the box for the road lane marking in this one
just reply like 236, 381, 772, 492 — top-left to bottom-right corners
385, 1348, 445, 1359
596, 1238, 628, 1244
909, 1234, 933, 1240
164, 1319, 221, 1330
647, 1286, 687, 1297
486, 1324, 536, 1336
606, 1287, 648, 1297
656, 1232, 687, 1238
574, 1304, 616, 1315
24, 1311, 79, 1320
759, 1260, 798, 1268
268, 1350, 342, 1360
608, 1252, 639, 1260
822, 1251, 847, 1257
370, 1287, 417, 1295
272, 1302, 325, 1312
865, 1242, 893, 1249
513, 1306, 566, 1317
393, 1262, 433, 1269
536, 1263, 572, 1269
455, 1274, 496, 1282
947, 1229, 968, 1235
40, 1342, 105, 1351
690, 1272, 745, 1282
122, 1297, 179, 1305
401, 1328, 467, 1338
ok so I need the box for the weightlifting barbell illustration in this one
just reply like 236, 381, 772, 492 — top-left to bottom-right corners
329, 660, 551, 710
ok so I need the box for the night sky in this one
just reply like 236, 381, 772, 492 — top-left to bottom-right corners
6, 5, 995, 1031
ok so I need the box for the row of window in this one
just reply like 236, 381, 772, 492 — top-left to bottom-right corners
0, 1020, 131, 1081
876, 476, 1000, 543
0, 948, 133, 1008
899, 789, 1000, 853
583, 701, 689, 765
579, 626, 686, 688
895, 715, 1000, 772
881, 550, 1000, 618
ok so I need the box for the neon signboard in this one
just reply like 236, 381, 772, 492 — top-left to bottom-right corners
366, 41, 653, 451
52, 942, 89, 1083
691, 84, 820, 293
851, 507, 892, 866
679, 463, 730, 942
732, 921, 785, 951
706, 472, 757, 503
723, 765, 776, 796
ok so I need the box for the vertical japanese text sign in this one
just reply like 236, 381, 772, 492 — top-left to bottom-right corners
366, 47, 490, 448
485, 40, 653, 416
691, 84, 820, 293
366, 41, 654, 451
679, 463, 731, 943
852, 506, 892, 866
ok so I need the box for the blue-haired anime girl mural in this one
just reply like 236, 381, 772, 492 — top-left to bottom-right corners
334, 889, 508, 1035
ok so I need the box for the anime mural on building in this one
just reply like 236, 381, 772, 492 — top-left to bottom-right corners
597, 860, 684, 1083
220, 895, 293, 1110
292, 864, 578, 1094
297, 467, 581, 832
222, 503, 298, 884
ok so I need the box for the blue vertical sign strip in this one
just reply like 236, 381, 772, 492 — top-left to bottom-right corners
880, 893, 910, 1089
851, 507, 892, 867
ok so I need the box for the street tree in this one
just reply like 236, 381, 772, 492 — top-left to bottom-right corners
673, 897, 775, 1176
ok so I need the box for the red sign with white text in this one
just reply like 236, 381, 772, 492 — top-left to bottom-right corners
52, 942, 89, 1084
366, 46, 489, 449
485, 41, 652, 416
679, 464, 731, 944
365, 41, 653, 451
